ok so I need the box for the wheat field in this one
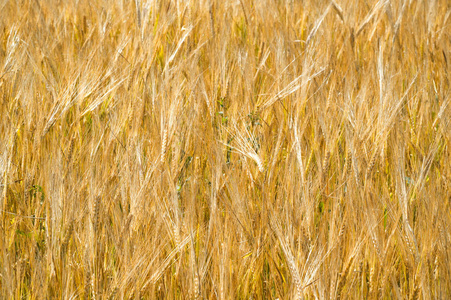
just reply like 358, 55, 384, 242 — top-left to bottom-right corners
0, 0, 450, 299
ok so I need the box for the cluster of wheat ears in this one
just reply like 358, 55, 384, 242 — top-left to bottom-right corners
0, 0, 450, 299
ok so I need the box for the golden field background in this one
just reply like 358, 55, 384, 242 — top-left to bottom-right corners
0, 0, 450, 298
